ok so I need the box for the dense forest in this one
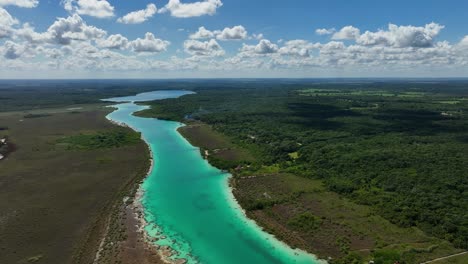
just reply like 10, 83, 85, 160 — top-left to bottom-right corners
2, 79, 467, 262
139, 81, 468, 251
0, 80, 173, 112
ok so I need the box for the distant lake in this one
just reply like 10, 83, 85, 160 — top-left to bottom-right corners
104, 90, 323, 264
102, 90, 195, 103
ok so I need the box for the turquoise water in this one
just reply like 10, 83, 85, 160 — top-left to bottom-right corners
105, 91, 323, 264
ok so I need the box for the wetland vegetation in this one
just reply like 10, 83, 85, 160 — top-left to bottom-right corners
137, 80, 468, 263
0, 82, 153, 264
1, 79, 467, 264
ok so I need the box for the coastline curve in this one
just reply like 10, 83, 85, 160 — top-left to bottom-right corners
104, 90, 325, 264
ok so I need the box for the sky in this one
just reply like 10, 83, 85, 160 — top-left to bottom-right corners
1, 0, 468, 78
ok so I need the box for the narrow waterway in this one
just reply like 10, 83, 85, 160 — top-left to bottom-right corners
104, 91, 323, 264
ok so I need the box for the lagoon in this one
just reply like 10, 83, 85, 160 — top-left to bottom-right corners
105, 90, 322, 264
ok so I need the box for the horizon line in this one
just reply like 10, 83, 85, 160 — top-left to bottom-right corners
1, 77, 468, 81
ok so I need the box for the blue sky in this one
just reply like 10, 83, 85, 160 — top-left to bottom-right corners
1, 0, 468, 78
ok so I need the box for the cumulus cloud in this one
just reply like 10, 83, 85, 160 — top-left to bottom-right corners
332, 26, 360, 40
1, 17, 467, 77
15, 23, 48, 43
278, 40, 319, 57
129, 32, 170, 53
319, 41, 346, 54
16, 14, 107, 45
48, 14, 106, 44
189, 26, 214, 39
216, 25, 247, 40
184, 39, 224, 56
2, 40, 27, 59
357, 23, 444, 48
252, 33, 264, 40
316, 28, 335, 35
241, 39, 278, 55
160, 0, 222, 18
36, 46, 65, 59
460, 36, 468, 46
0, 7, 17, 26
62, 0, 114, 18
0, 0, 38, 8
117, 3, 157, 24
189, 25, 248, 40
96, 34, 128, 49
0, 7, 18, 38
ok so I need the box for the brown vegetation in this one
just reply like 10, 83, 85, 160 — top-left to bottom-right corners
0, 107, 154, 264
177, 119, 463, 263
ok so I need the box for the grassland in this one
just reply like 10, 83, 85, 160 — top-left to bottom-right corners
429, 253, 468, 263
233, 174, 462, 263
0, 105, 151, 264
0, 80, 208, 264
174, 120, 464, 264
177, 122, 255, 169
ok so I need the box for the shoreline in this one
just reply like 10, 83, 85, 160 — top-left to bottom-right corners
226, 177, 324, 261
174, 124, 324, 263
103, 111, 185, 264
105, 103, 322, 264
175, 126, 323, 262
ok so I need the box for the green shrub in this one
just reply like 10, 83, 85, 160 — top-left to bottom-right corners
288, 212, 322, 232
58, 128, 141, 150
373, 249, 402, 264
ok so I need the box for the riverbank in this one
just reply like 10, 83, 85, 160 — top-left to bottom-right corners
0, 106, 151, 264
107, 91, 322, 264
170, 120, 464, 264
92, 115, 175, 264
106, 89, 462, 263
91, 181, 168, 264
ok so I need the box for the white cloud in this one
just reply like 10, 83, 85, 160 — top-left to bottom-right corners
117, 3, 157, 24
184, 39, 224, 56
2, 40, 27, 59
129, 32, 170, 53
36, 46, 64, 59
48, 14, 107, 44
16, 14, 107, 45
278, 40, 318, 57
460, 36, 468, 46
241, 39, 278, 55
357, 23, 444, 48
316, 28, 335, 35
1, 15, 467, 78
332, 26, 360, 40
15, 23, 50, 43
0, 7, 17, 26
189, 25, 248, 41
62, 0, 114, 18
216, 25, 247, 40
189, 26, 214, 39
96, 34, 128, 49
0, 0, 38, 8
319, 41, 346, 54
252, 33, 264, 40
160, 0, 222, 18
0, 7, 18, 38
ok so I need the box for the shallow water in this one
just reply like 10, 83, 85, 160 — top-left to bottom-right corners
105, 91, 323, 264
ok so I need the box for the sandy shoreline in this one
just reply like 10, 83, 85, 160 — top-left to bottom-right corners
103, 113, 186, 264
176, 123, 325, 263
105, 106, 321, 264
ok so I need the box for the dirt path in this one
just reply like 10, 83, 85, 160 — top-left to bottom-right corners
420, 251, 467, 263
